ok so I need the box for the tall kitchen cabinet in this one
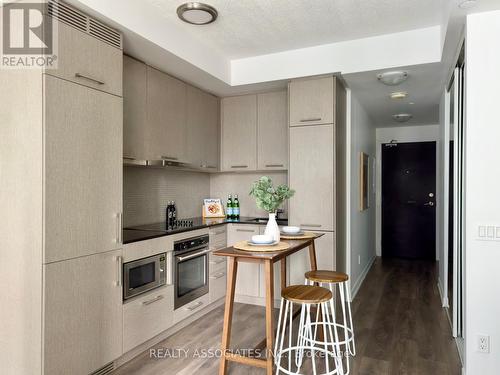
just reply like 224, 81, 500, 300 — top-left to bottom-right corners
288, 76, 347, 276
0, 2, 124, 374
220, 91, 288, 172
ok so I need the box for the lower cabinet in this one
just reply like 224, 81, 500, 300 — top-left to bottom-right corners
123, 285, 174, 353
43, 249, 123, 375
209, 227, 227, 303
288, 231, 335, 285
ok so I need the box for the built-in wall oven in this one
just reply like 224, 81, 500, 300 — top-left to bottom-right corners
123, 253, 167, 300
173, 234, 210, 309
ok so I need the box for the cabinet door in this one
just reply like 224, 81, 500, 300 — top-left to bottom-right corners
46, 20, 122, 96
123, 56, 147, 161
289, 125, 334, 231
221, 95, 257, 171
186, 85, 219, 170
288, 232, 335, 285
258, 91, 288, 170
227, 225, 260, 297
44, 75, 122, 263
43, 250, 123, 375
289, 76, 334, 126
147, 67, 187, 162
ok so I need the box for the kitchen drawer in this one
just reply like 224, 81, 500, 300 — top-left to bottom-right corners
123, 286, 174, 353
173, 294, 210, 324
46, 20, 122, 97
210, 255, 227, 273
209, 269, 227, 303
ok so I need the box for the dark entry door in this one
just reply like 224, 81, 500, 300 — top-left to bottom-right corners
382, 141, 436, 259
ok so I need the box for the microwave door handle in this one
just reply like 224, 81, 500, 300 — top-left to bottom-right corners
176, 249, 211, 262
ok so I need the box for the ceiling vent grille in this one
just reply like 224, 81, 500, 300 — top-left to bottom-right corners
48, 0, 122, 50
89, 361, 115, 375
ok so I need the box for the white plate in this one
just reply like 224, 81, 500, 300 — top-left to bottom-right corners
280, 231, 304, 236
247, 240, 280, 246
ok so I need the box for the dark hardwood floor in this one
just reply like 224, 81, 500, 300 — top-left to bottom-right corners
112, 257, 462, 375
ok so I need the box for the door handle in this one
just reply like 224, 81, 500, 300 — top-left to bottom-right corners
116, 212, 123, 244
236, 229, 255, 233
177, 249, 211, 261
142, 295, 164, 306
424, 202, 435, 207
185, 301, 204, 311
116, 255, 123, 287
75, 73, 105, 85
300, 224, 322, 228
265, 164, 284, 168
300, 118, 322, 122
230, 165, 248, 169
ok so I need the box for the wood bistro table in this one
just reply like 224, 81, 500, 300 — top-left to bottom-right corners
213, 233, 324, 375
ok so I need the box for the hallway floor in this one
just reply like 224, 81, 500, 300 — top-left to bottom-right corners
112, 257, 462, 375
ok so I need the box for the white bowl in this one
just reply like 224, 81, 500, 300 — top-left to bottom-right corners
282, 226, 301, 234
251, 234, 273, 244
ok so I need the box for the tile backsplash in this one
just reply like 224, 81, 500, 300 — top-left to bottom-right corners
123, 167, 210, 227
209, 171, 288, 218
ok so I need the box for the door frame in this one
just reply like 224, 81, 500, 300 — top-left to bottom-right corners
375, 127, 441, 260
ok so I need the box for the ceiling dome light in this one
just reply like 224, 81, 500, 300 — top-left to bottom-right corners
392, 113, 413, 122
177, 2, 218, 25
390, 91, 408, 100
459, 0, 477, 9
377, 71, 408, 86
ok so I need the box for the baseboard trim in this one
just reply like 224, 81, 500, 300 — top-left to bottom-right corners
437, 277, 449, 307
350, 255, 376, 300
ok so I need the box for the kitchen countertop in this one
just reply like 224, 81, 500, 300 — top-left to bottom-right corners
123, 216, 288, 244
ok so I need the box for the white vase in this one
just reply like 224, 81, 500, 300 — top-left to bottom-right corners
264, 213, 280, 243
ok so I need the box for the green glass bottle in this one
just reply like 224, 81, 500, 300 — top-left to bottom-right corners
233, 194, 240, 220
226, 194, 233, 220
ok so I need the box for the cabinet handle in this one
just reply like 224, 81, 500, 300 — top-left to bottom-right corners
116, 212, 123, 244
300, 223, 322, 228
236, 229, 255, 233
142, 295, 164, 306
231, 165, 248, 169
210, 258, 226, 265
166, 252, 173, 285
210, 229, 226, 235
161, 156, 178, 161
116, 256, 123, 287
200, 164, 217, 169
186, 301, 204, 311
123, 156, 136, 160
265, 164, 284, 168
300, 117, 322, 122
210, 272, 226, 280
75, 73, 104, 85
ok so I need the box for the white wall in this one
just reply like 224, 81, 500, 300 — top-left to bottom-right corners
349, 93, 376, 297
464, 11, 500, 374
375, 125, 441, 258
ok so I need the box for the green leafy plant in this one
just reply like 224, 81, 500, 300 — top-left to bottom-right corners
249, 176, 295, 213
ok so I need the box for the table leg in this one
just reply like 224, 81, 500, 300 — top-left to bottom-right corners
308, 240, 318, 271
264, 259, 275, 375
219, 257, 238, 375
280, 258, 287, 291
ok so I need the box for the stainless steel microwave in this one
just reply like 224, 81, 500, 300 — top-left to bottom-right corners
123, 253, 166, 300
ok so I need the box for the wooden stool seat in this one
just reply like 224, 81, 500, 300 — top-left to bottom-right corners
305, 270, 349, 283
281, 285, 332, 304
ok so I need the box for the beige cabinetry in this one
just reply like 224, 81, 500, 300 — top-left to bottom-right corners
147, 67, 187, 163
221, 95, 258, 171
221, 91, 288, 172
47, 20, 122, 97
186, 85, 219, 170
209, 226, 227, 303
123, 285, 174, 353
44, 75, 122, 263
289, 124, 334, 231
123, 56, 147, 161
289, 76, 334, 126
257, 91, 288, 170
43, 250, 123, 375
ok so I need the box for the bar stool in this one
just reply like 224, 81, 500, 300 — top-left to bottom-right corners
305, 271, 355, 375
274, 285, 344, 375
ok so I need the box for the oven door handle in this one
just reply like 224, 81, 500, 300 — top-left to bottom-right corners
176, 249, 211, 262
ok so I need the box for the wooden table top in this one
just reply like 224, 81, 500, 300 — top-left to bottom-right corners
213, 233, 324, 262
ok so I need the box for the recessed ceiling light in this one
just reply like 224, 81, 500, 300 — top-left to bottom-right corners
390, 91, 408, 100
459, 0, 477, 9
377, 71, 408, 86
392, 113, 413, 122
177, 2, 218, 25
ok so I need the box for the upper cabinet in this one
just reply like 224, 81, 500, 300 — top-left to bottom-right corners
221, 95, 258, 171
123, 56, 147, 161
257, 91, 288, 170
47, 20, 122, 97
147, 67, 188, 163
186, 85, 219, 170
220, 90, 288, 172
289, 76, 334, 126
